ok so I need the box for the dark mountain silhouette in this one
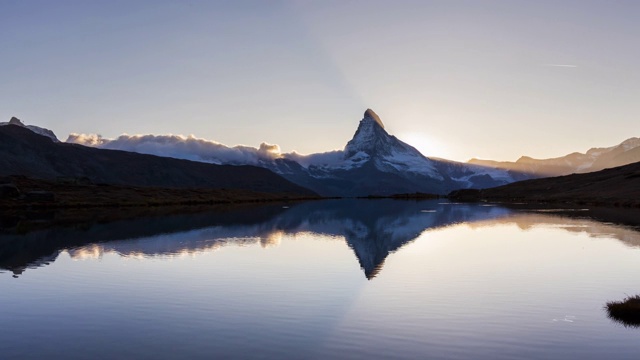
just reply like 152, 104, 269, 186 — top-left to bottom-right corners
0, 124, 315, 196
457, 161, 640, 207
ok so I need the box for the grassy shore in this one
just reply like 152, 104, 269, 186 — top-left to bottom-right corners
607, 295, 640, 327
0, 176, 321, 209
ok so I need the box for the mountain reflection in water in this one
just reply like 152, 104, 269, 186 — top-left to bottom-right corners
1, 200, 639, 279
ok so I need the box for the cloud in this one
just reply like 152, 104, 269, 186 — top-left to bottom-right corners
259, 142, 281, 154
286, 150, 345, 167
67, 133, 110, 146
543, 64, 578, 68
66, 132, 344, 168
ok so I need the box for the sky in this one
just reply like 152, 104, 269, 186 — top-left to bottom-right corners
1, 0, 639, 162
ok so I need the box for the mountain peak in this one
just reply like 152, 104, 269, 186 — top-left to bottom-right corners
364, 109, 384, 129
619, 137, 640, 150
1, 117, 59, 142
9, 117, 24, 126
344, 109, 393, 158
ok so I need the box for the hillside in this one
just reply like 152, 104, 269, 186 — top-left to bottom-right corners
0, 124, 316, 196
469, 138, 640, 177
453, 161, 640, 207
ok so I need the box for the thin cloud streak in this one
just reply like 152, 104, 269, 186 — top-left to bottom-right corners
543, 64, 578, 68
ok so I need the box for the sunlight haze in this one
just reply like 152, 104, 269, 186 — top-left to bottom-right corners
1, 0, 639, 162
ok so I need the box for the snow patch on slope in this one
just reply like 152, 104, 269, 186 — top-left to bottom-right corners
1, 117, 59, 142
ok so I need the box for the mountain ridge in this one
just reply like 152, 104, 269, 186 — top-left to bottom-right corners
13, 111, 640, 197
469, 137, 640, 177
65, 110, 522, 196
0, 124, 316, 196
0, 116, 59, 142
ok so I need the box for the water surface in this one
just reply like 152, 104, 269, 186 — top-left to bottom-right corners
2, 200, 640, 359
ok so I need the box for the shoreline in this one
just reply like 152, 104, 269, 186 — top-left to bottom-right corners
447, 188, 640, 209
0, 176, 322, 210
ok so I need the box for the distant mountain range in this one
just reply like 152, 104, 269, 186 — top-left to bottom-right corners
470, 137, 640, 177
0, 124, 315, 196
5, 112, 640, 197
66, 110, 532, 196
64, 109, 640, 196
256, 109, 527, 196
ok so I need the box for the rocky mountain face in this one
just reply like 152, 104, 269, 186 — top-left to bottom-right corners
0, 124, 316, 196
469, 137, 640, 177
16, 111, 637, 197
62, 110, 528, 196
254, 109, 524, 196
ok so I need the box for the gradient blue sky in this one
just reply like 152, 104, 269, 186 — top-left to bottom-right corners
2, 0, 639, 161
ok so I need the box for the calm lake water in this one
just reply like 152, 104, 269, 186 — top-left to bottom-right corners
2, 199, 640, 359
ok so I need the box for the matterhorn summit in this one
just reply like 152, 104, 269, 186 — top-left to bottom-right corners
344, 109, 393, 157
341, 109, 441, 178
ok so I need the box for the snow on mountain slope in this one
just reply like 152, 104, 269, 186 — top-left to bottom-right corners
296, 109, 442, 180
64, 109, 528, 196
1, 117, 59, 142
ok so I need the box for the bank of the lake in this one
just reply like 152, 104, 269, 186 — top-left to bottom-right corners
0, 176, 321, 209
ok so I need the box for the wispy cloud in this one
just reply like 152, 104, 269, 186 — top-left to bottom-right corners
543, 64, 578, 68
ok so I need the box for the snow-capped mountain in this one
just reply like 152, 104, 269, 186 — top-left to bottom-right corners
0, 117, 59, 142
10, 111, 640, 197
253, 109, 522, 196
341, 109, 442, 179
64, 109, 527, 196
469, 137, 640, 177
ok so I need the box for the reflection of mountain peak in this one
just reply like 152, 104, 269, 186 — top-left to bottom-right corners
3, 202, 639, 279
0, 200, 515, 279
345, 230, 401, 280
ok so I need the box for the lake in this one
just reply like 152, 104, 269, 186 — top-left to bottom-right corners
2, 199, 640, 359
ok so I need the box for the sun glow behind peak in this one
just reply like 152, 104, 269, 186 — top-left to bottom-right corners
398, 132, 450, 160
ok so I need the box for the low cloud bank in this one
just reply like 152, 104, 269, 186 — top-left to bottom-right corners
66, 133, 344, 167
